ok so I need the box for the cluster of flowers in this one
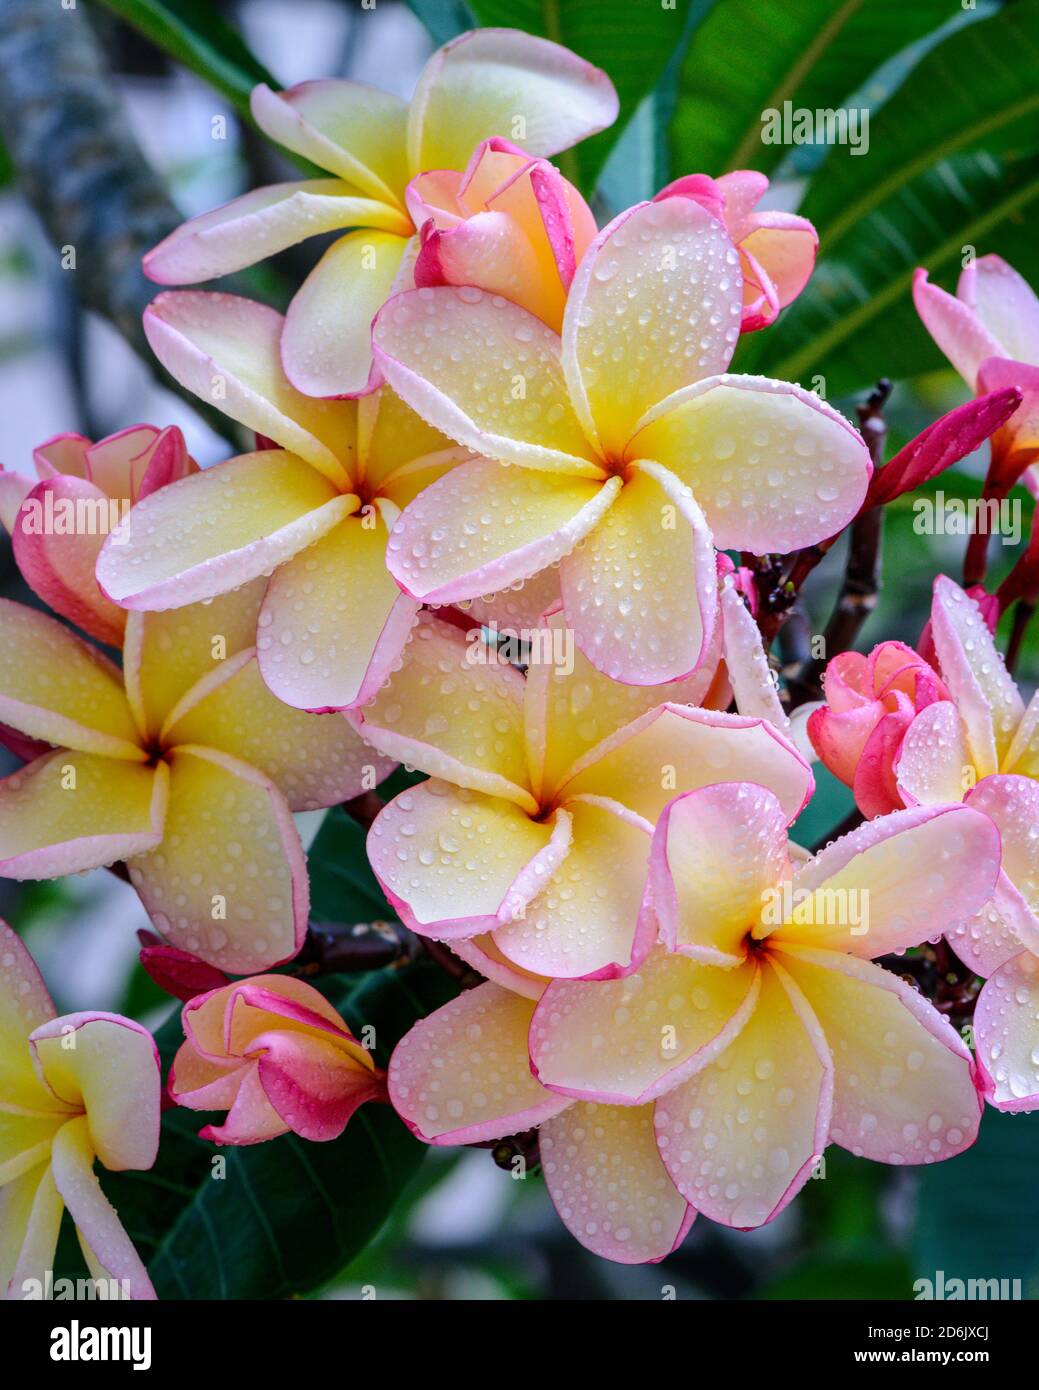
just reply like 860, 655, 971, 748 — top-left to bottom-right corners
2, 28, 1039, 1290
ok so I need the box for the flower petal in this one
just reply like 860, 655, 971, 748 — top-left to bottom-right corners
2, 1161, 63, 1300
97, 451, 353, 611
895, 701, 972, 806
0, 599, 142, 759
372, 286, 601, 475
282, 230, 410, 398
257, 510, 420, 712
366, 780, 555, 937
251, 80, 409, 207
774, 945, 981, 1164
962, 254, 1039, 368
388, 981, 570, 1144
255, 1031, 383, 1141
974, 951, 1039, 1111
649, 783, 791, 966
559, 460, 719, 684
654, 957, 831, 1228
0, 920, 61, 1117
349, 612, 534, 807
492, 796, 652, 979
0, 753, 167, 879
719, 572, 790, 731
407, 29, 618, 174
0, 467, 32, 532
913, 267, 1004, 387
541, 1100, 693, 1263
628, 375, 870, 552
740, 212, 817, 311
164, 650, 392, 809
558, 704, 813, 826
447, 934, 548, 1000
145, 180, 409, 285
529, 948, 760, 1105
388, 456, 619, 603
126, 746, 307, 974
142, 292, 356, 486
770, 803, 1000, 957
50, 1116, 155, 1298
562, 198, 743, 457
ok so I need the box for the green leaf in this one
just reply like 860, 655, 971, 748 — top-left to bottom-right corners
308, 805, 398, 927
670, 0, 959, 179
98, 0, 279, 122
95, 959, 457, 1299
739, 4, 1039, 394
913, 1109, 1039, 1294
466, 0, 699, 191
403, 0, 477, 47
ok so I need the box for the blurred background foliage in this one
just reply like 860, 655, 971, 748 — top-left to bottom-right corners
2, 0, 1039, 1299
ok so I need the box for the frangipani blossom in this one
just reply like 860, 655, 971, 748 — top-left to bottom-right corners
97, 292, 468, 711
914, 257, 1039, 492
410, 137, 597, 332
0, 583, 391, 972
143, 29, 618, 397
373, 197, 871, 685
170, 975, 383, 1144
0, 920, 160, 1300
389, 788, 997, 1262
656, 171, 817, 332
0, 425, 196, 647
353, 609, 812, 980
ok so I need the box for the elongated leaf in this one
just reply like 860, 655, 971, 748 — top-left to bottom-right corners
308, 805, 398, 927
93, 958, 457, 1299
465, 0, 698, 191
98, 0, 278, 121
670, 0, 958, 179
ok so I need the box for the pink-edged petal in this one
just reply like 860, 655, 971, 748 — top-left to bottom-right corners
0, 919, 61, 1117
282, 229, 410, 398
126, 746, 307, 974
654, 956, 831, 1229
719, 573, 789, 730
529, 948, 760, 1105
145, 180, 409, 285
31, 1014, 159, 1170
142, 292, 356, 486
199, 1065, 288, 1145
0, 598, 142, 759
406, 28, 618, 174
895, 701, 972, 806
974, 952, 1039, 1110
388, 981, 570, 1144
492, 795, 652, 980
163, 649, 393, 808
447, 934, 548, 1000
961, 254, 1039, 368
740, 211, 817, 310
977, 358, 1039, 481
257, 508, 420, 712
2, 1162, 64, 1300
913, 267, 1005, 387
524, 605, 724, 807
251, 80, 409, 207
947, 880, 1039, 982
372, 286, 602, 475
0, 469, 32, 532
0, 753, 167, 879
366, 780, 557, 938
930, 574, 1021, 772
12, 477, 126, 646
557, 703, 813, 827
254, 1031, 383, 1141
561, 198, 742, 457
649, 783, 791, 966
851, 705, 915, 818
955, 774, 1039, 970
97, 451, 353, 611
32, 433, 90, 479
628, 374, 870, 552
541, 1100, 693, 1264
388, 456, 619, 604
775, 944, 981, 1163
349, 612, 534, 807
417, 209, 561, 327
769, 802, 1000, 957
560, 460, 719, 685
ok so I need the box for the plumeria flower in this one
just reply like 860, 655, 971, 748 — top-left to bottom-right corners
409, 137, 597, 332
170, 976, 384, 1144
0, 920, 160, 1300
914, 256, 1039, 493
97, 293, 469, 711
655, 171, 817, 332
0, 425, 195, 647
372, 197, 871, 685
0, 582, 391, 972
352, 609, 812, 980
389, 786, 998, 1262
143, 29, 618, 397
